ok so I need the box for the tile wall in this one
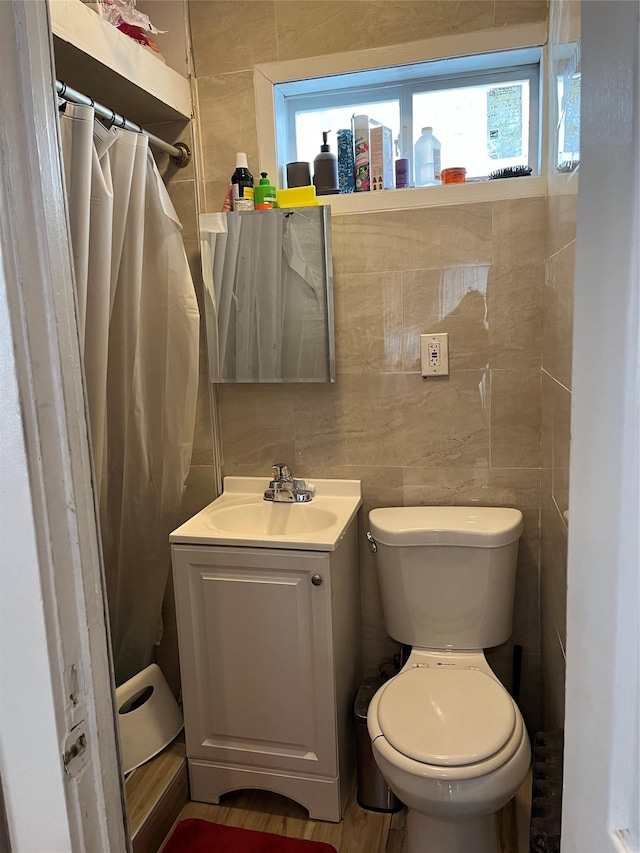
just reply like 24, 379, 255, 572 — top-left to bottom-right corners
539, 0, 580, 731
216, 198, 546, 732
164, 0, 553, 729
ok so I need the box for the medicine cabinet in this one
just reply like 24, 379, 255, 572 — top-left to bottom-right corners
199, 208, 335, 383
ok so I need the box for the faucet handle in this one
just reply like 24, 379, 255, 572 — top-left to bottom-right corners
294, 478, 314, 497
272, 463, 292, 481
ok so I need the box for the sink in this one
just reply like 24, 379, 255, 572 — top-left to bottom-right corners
205, 502, 338, 536
170, 477, 362, 551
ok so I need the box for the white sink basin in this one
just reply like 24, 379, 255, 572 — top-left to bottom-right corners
170, 477, 362, 551
205, 502, 338, 536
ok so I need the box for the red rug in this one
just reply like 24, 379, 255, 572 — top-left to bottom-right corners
162, 819, 338, 853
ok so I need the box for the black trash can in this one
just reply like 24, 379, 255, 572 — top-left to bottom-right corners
354, 677, 402, 812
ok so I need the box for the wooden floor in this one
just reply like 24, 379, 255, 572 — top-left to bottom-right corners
158, 779, 529, 853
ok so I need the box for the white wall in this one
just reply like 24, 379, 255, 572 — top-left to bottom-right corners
562, 2, 639, 851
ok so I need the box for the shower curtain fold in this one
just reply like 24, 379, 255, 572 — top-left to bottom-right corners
59, 103, 200, 685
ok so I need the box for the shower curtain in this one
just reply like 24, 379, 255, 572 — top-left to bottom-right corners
59, 103, 200, 686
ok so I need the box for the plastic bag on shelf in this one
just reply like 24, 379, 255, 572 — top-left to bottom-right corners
97, 0, 167, 55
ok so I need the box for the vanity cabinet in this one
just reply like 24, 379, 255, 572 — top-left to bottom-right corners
171, 518, 361, 822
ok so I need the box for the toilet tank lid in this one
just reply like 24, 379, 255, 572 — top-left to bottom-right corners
369, 506, 523, 548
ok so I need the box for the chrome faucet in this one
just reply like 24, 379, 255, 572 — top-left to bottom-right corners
264, 464, 314, 502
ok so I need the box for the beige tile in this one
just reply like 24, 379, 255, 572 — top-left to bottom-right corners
165, 180, 199, 243
333, 271, 403, 374
491, 369, 541, 469
486, 642, 514, 694
455, 0, 497, 34
547, 191, 577, 258
188, 246, 206, 312
541, 373, 572, 518
402, 463, 540, 507
540, 469, 568, 645
362, 466, 405, 513
550, 0, 580, 48
402, 267, 490, 372
518, 652, 542, 736
552, 387, 570, 519
180, 464, 218, 523
541, 610, 566, 731
493, 197, 547, 267
148, 120, 195, 184
189, 1, 278, 76
292, 371, 490, 470
332, 203, 493, 274
511, 537, 540, 650
401, 269, 444, 370
196, 71, 259, 186
203, 179, 234, 214
487, 263, 544, 369
274, 1, 494, 61
191, 340, 214, 466
218, 384, 296, 472
494, 0, 549, 27
479, 645, 541, 739
541, 369, 554, 471
543, 239, 575, 390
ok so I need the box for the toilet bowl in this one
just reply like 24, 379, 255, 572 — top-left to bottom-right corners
366, 506, 530, 853
368, 650, 530, 853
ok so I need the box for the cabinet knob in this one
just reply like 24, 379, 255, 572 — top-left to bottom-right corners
311, 574, 323, 586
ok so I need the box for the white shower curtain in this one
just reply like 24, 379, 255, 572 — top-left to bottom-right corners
59, 103, 200, 686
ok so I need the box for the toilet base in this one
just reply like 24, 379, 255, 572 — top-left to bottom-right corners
407, 808, 499, 853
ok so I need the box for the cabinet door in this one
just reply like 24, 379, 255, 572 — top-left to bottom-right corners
172, 545, 337, 777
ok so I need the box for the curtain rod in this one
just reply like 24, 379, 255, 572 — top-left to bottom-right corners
56, 79, 191, 167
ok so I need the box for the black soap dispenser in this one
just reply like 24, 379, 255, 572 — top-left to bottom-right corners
313, 131, 339, 195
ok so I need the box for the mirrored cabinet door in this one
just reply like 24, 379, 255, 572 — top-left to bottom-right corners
200, 207, 335, 383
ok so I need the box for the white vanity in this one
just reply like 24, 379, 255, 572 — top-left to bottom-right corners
170, 477, 363, 822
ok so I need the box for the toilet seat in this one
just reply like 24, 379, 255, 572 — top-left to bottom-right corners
374, 667, 520, 772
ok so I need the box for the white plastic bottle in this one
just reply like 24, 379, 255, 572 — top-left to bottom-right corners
414, 127, 441, 186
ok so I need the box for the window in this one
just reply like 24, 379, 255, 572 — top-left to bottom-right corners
275, 48, 541, 187
555, 46, 581, 171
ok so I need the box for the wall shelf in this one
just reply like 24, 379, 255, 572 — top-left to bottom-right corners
50, 0, 192, 125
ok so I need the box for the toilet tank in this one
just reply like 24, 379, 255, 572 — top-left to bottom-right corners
368, 507, 523, 650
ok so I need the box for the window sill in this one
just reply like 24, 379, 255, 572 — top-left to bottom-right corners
320, 175, 547, 215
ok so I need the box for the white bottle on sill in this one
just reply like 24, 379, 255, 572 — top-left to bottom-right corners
414, 127, 441, 186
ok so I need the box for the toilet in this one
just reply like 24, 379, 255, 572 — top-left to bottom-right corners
366, 506, 531, 853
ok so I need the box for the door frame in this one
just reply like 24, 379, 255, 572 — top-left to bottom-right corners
0, 1, 128, 849
562, 2, 639, 851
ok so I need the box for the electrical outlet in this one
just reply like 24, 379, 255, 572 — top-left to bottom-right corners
420, 333, 449, 377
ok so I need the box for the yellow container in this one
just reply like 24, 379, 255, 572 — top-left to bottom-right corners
276, 186, 319, 208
